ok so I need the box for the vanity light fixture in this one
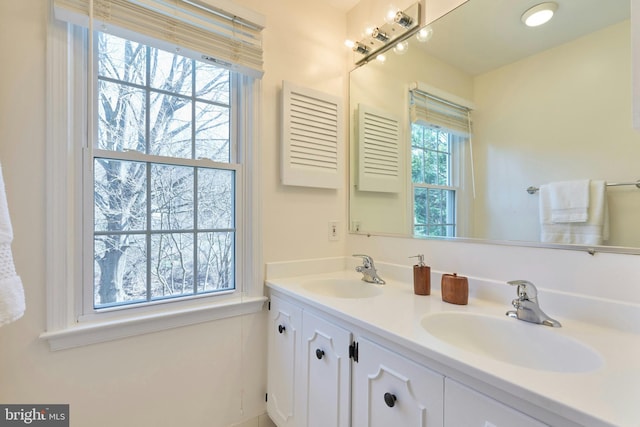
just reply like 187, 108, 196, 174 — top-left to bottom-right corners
372, 28, 390, 43
352, 42, 370, 55
521, 2, 558, 27
394, 10, 414, 28
348, 2, 420, 65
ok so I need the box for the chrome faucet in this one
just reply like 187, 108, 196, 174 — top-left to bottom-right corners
353, 254, 386, 284
506, 280, 561, 327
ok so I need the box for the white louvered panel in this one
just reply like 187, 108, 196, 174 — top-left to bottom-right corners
282, 81, 343, 189
357, 104, 402, 193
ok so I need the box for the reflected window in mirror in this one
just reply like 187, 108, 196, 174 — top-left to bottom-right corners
412, 124, 457, 237
410, 89, 472, 238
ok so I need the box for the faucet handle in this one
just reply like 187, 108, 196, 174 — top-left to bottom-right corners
353, 254, 373, 267
507, 280, 538, 302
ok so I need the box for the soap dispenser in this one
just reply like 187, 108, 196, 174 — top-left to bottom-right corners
409, 254, 431, 295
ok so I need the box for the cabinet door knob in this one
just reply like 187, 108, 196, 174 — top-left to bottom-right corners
278, 324, 286, 334
383, 392, 397, 408
315, 349, 325, 359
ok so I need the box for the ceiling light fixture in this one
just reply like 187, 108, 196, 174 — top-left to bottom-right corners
521, 2, 558, 27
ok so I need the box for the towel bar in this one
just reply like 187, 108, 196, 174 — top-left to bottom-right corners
526, 179, 640, 194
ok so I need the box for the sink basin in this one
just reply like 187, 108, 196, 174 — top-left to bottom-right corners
302, 278, 383, 299
420, 312, 603, 373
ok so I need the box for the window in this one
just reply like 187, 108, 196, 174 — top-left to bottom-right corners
411, 124, 457, 237
93, 33, 236, 310
44, 0, 265, 350
409, 88, 472, 238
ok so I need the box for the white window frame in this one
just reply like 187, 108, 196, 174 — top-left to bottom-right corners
411, 125, 459, 237
42, 11, 264, 351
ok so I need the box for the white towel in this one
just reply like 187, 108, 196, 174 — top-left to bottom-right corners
0, 163, 25, 326
539, 180, 609, 245
548, 179, 590, 223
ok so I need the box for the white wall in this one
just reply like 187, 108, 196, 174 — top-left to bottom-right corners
0, 0, 347, 426
236, 0, 350, 263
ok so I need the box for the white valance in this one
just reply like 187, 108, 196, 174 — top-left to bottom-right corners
53, 0, 264, 78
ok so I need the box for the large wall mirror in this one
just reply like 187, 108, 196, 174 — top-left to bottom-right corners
349, 0, 640, 254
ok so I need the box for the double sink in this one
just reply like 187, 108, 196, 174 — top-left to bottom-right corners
301, 277, 602, 374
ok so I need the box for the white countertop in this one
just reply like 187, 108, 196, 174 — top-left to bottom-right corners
266, 268, 640, 427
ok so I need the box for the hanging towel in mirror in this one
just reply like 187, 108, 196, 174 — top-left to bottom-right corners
540, 180, 608, 245
548, 179, 590, 223
0, 164, 25, 326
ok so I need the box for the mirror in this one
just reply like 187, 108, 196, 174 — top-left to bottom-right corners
349, 0, 640, 253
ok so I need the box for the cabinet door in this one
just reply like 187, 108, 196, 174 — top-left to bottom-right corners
352, 337, 444, 427
301, 311, 352, 427
267, 296, 302, 427
444, 379, 548, 427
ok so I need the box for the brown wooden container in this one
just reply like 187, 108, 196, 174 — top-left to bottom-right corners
413, 265, 431, 295
441, 273, 468, 305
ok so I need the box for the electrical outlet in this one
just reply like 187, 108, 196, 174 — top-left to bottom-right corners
328, 221, 339, 241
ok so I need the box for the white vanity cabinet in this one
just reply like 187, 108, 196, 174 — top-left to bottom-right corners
267, 296, 352, 427
267, 293, 444, 427
352, 337, 444, 427
267, 295, 302, 427
267, 292, 549, 427
300, 311, 352, 427
444, 379, 548, 427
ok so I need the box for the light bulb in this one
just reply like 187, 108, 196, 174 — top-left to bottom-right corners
393, 40, 409, 55
385, 7, 398, 24
416, 27, 433, 42
376, 54, 387, 63
344, 40, 355, 49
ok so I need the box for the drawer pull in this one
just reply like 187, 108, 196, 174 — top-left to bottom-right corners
315, 349, 325, 359
278, 324, 286, 334
384, 392, 397, 408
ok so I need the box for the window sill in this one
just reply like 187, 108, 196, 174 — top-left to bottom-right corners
40, 295, 267, 351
